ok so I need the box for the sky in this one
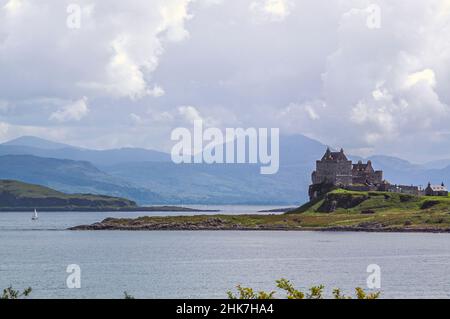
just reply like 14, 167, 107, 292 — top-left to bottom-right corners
0, 0, 449, 162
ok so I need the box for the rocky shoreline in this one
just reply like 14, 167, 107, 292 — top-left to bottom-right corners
69, 217, 292, 231
69, 217, 450, 233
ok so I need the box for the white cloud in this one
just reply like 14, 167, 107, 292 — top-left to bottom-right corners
178, 105, 203, 123
148, 85, 166, 98
274, 0, 450, 159
50, 97, 89, 123
3, 0, 24, 13
404, 69, 436, 89
249, 0, 293, 22
174, 105, 220, 127
0, 0, 193, 100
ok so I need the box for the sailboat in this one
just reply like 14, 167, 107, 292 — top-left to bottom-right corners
32, 209, 38, 221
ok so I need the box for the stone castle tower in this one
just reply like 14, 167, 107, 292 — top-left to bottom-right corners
312, 148, 383, 186
311, 148, 353, 186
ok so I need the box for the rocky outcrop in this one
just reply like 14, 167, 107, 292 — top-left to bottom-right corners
317, 192, 369, 213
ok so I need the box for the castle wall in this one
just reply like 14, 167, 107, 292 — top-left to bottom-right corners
388, 184, 419, 196
351, 162, 383, 185
312, 150, 383, 188
374, 171, 383, 184
313, 160, 352, 186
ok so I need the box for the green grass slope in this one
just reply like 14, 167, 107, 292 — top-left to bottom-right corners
292, 189, 450, 214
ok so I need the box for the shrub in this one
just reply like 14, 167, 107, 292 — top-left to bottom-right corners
227, 279, 380, 300
1, 286, 32, 299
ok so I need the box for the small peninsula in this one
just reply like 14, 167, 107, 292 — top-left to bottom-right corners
70, 189, 450, 232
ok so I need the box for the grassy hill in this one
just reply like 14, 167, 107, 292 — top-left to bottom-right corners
0, 180, 137, 211
71, 189, 450, 232
281, 189, 450, 231
292, 189, 450, 214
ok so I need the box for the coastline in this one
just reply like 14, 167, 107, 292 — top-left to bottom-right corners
68, 217, 450, 233
67, 190, 450, 234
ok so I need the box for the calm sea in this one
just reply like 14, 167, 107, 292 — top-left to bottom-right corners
1, 206, 450, 299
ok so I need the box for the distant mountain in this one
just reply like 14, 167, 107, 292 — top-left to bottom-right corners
367, 155, 422, 171
0, 136, 171, 165
423, 159, 450, 170
278, 134, 329, 165
0, 135, 322, 204
0, 155, 161, 203
103, 162, 313, 205
101, 134, 325, 204
363, 155, 442, 187
2, 136, 78, 150
1, 135, 450, 205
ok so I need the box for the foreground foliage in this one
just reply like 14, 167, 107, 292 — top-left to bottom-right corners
1, 286, 32, 299
227, 279, 380, 300
124, 291, 135, 299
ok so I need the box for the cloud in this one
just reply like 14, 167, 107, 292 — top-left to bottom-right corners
50, 97, 89, 123
272, 0, 450, 160
3, 0, 22, 12
1, 0, 450, 162
0, 120, 71, 144
129, 113, 143, 126
249, 0, 293, 22
177, 105, 203, 123
0, 0, 193, 100
404, 69, 437, 89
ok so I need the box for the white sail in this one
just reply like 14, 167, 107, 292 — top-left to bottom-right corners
32, 209, 38, 220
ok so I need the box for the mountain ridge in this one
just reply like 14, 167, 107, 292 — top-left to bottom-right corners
0, 154, 162, 204
1, 135, 450, 205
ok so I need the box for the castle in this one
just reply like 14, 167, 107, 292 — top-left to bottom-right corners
309, 148, 385, 200
311, 148, 383, 186
308, 147, 448, 200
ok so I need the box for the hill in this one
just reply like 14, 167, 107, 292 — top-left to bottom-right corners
291, 189, 450, 214
0, 180, 137, 211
